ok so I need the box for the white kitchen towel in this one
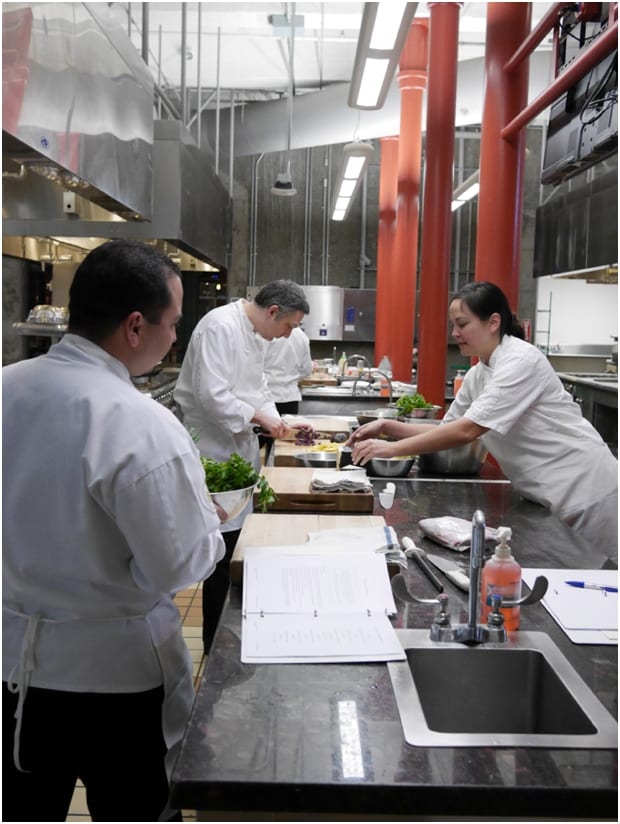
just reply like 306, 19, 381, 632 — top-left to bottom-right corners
310, 468, 372, 493
418, 516, 498, 551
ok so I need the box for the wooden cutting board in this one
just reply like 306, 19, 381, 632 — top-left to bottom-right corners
230, 512, 386, 585
300, 373, 338, 386
273, 440, 337, 466
255, 466, 374, 513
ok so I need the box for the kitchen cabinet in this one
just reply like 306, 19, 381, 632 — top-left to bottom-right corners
170, 476, 617, 820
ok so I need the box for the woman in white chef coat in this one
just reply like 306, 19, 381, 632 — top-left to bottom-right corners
174, 280, 311, 653
349, 281, 618, 563
2, 240, 225, 822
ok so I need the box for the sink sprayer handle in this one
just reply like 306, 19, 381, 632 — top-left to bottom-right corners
501, 575, 549, 607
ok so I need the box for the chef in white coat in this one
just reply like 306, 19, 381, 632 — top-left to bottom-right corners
263, 325, 314, 416
174, 279, 310, 652
349, 281, 618, 563
3, 240, 225, 822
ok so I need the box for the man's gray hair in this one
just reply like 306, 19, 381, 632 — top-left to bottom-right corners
254, 280, 310, 316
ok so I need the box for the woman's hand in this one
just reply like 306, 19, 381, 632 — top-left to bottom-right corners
346, 419, 384, 445
351, 437, 394, 466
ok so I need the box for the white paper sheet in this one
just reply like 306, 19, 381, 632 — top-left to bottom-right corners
243, 550, 398, 616
242, 613, 406, 663
522, 568, 618, 645
241, 549, 405, 663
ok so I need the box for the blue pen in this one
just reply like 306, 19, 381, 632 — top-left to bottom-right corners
565, 580, 618, 594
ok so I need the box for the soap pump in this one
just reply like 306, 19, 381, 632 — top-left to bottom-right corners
480, 526, 522, 631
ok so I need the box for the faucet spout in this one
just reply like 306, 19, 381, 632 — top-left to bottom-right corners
467, 510, 486, 634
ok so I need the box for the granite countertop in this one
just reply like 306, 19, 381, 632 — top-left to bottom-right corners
170, 478, 618, 820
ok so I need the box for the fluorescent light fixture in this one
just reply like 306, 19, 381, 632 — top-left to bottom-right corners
451, 171, 480, 212
348, 2, 419, 110
330, 141, 374, 221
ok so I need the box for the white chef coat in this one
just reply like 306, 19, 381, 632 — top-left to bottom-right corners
2, 334, 225, 776
264, 326, 313, 403
174, 299, 279, 530
443, 335, 618, 559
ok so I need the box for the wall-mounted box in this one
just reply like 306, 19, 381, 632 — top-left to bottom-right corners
343, 289, 376, 341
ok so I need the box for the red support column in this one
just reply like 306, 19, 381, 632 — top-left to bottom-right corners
417, 2, 461, 410
374, 136, 399, 364
475, 3, 531, 309
390, 19, 429, 382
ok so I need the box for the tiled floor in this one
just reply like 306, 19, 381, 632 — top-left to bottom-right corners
65, 582, 206, 822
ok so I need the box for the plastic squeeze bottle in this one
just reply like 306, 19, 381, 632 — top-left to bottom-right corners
480, 527, 522, 631
454, 369, 466, 394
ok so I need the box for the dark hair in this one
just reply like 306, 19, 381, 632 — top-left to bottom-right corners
453, 281, 525, 340
254, 280, 310, 316
68, 240, 181, 343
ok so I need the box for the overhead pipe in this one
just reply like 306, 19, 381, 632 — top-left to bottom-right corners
303, 147, 313, 284
475, 3, 531, 308
359, 171, 368, 289
374, 136, 399, 364
417, 2, 461, 409
180, 3, 187, 125
503, 2, 564, 73
229, 91, 235, 197
215, 28, 221, 175
321, 146, 331, 284
249, 153, 264, 285
390, 19, 429, 381
502, 18, 618, 141
196, 3, 202, 148
141, 3, 149, 65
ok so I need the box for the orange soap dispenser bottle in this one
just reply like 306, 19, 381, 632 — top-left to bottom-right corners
480, 526, 522, 631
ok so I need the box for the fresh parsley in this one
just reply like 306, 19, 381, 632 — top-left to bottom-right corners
200, 453, 276, 513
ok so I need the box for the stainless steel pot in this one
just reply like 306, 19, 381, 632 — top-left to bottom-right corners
417, 440, 488, 475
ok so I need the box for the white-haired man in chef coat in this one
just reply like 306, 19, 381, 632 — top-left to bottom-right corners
174, 279, 310, 653
2, 239, 225, 822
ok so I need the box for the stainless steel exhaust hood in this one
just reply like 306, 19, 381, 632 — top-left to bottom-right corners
3, 3, 232, 268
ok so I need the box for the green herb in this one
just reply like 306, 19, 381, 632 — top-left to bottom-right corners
395, 393, 434, 415
200, 453, 277, 513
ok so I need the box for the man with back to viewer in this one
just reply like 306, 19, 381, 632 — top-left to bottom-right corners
2, 239, 225, 822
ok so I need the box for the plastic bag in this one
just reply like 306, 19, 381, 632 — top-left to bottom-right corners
418, 516, 498, 552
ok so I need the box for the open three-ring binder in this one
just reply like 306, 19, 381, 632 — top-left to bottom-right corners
241, 547, 407, 663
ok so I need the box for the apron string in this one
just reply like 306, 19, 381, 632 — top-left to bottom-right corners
7, 614, 41, 773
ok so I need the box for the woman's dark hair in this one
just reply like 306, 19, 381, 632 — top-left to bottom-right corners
68, 240, 181, 343
254, 280, 310, 316
453, 281, 525, 340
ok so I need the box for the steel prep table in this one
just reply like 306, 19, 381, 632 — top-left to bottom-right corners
170, 466, 617, 821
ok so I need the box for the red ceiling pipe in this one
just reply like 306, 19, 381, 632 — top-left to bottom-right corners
475, 3, 531, 309
417, 2, 461, 410
502, 18, 618, 140
389, 18, 429, 381
504, 2, 564, 73
374, 136, 399, 364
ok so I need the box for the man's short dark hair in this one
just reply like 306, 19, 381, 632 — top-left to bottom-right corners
68, 240, 181, 343
254, 280, 310, 316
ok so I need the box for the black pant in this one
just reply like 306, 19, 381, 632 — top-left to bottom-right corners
3, 682, 172, 822
202, 528, 240, 653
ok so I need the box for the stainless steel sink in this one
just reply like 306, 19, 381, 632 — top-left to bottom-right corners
388, 629, 617, 748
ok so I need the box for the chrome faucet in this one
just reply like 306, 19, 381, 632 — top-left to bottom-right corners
345, 354, 371, 369
391, 509, 549, 645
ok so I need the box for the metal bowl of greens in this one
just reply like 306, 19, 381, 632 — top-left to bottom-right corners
355, 408, 401, 426
201, 453, 276, 516
395, 393, 441, 419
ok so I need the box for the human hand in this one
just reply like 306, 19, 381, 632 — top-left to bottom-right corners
346, 419, 383, 445
351, 438, 394, 466
214, 502, 228, 522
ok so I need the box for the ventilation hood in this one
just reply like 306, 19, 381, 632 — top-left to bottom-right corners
3, 3, 231, 268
